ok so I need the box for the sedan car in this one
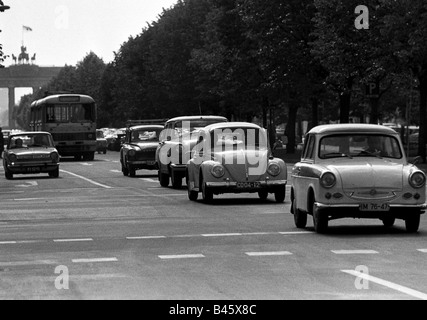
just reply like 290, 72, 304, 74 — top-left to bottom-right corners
186, 122, 288, 203
120, 125, 164, 177
156, 115, 228, 189
3, 132, 60, 179
96, 129, 108, 154
291, 124, 426, 233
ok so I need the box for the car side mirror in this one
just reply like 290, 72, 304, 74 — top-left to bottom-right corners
410, 156, 423, 165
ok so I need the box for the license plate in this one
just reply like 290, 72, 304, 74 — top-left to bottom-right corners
237, 182, 261, 189
359, 203, 390, 212
26, 167, 41, 173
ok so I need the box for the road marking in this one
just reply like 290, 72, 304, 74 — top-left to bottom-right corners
140, 178, 158, 183
418, 249, 427, 253
126, 236, 166, 240
14, 198, 45, 202
54, 238, 94, 243
60, 169, 113, 189
110, 170, 121, 173
16, 181, 38, 188
246, 251, 293, 257
332, 250, 379, 255
279, 231, 314, 235
0, 260, 58, 267
80, 163, 93, 166
72, 258, 118, 263
158, 254, 205, 260
342, 270, 427, 300
0, 241, 17, 245
202, 233, 243, 237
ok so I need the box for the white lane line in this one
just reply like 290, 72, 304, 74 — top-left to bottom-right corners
110, 170, 121, 173
202, 233, 243, 237
158, 254, 205, 260
60, 169, 113, 189
80, 163, 93, 166
72, 258, 118, 263
126, 236, 166, 240
418, 249, 427, 253
342, 270, 427, 300
0, 241, 17, 245
140, 178, 158, 183
246, 251, 293, 257
279, 231, 315, 235
54, 238, 94, 243
332, 250, 379, 255
0, 260, 58, 267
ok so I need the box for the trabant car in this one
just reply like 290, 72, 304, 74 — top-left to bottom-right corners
96, 129, 108, 154
3, 132, 60, 179
120, 125, 164, 177
291, 124, 426, 233
186, 122, 288, 203
156, 115, 228, 189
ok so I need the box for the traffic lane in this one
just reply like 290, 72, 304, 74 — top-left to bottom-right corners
1, 230, 427, 299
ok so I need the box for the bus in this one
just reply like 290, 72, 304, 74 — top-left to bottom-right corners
30, 94, 97, 160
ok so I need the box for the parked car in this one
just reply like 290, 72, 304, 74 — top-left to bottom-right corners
120, 125, 164, 177
96, 129, 108, 154
156, 115, 228, 189
186, 122, 288, 203
291, 124, 426, 233
3, 132, 60, 180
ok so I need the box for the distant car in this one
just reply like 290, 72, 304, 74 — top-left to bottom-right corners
3, 132, 60, 180
120, 125, 164, 177
107, 128, 126, 151
96, 129, 108, 154
291, 124, 426, 233
156, 115, 228, 188
186, 122, 288, 203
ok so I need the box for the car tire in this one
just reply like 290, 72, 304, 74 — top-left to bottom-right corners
5, 168, 13, 180
122, 165, 129, 176
274, 188, 286, 203
129, 166, 136, 178
382, 217, 395, 228
258, 191, 268, 201
159, 170, 170, 187
49, 167, 60, 178
313, 203, 328, 234
201, 176, 213, 203
292, 197, 307, 229
171, 171, 183, 189
405, 212, 421, 233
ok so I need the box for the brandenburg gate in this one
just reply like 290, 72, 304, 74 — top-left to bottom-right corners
0, 64, 61, 128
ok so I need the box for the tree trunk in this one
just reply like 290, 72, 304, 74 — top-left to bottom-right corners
311, 97, 319, 129
285, 104, 298, 154
418, 72, 427, 162
369, 97, 380, 124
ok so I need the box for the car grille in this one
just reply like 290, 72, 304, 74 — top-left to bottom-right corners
52, 132, 95, 141
17, 154, 51, 160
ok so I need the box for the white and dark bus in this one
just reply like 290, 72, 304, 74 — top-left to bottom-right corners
30, 94, 97, 160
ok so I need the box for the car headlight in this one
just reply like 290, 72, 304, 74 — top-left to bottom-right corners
128, 149, 136, 157
9, 154, 17, 162
320, 172, 336, 189
409, 171, 426, 189
267, 163, 281, 176
50, 152, 60, 162
211, 164, 225, 178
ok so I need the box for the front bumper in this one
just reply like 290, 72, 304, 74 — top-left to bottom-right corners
7, 162, 59, 174
127, 160, 157, 169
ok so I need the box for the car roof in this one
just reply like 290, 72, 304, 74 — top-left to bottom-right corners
204, 122, 262, 131
308, 124, 398, 135
9, 131, 51, 137
130, 125, 164, 131
166, 115, 228, 123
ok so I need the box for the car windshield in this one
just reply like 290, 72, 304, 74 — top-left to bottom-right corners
9, 134, 54, 149
131, 128, 162, 142
319, 134, 403, 159
96, 130, 105, 139
175, 119, 226, 138
210, 127, 267, 150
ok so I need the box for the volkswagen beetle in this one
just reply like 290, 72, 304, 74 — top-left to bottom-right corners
291, 124, 426, 233
3, 132, 60, 179
186, 122, 288, 203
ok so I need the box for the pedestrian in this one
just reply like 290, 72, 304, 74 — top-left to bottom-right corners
0, 127, 4, 158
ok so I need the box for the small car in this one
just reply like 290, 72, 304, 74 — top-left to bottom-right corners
291, 124, 426, 233
3, 132, 60, 180
120, 125, 164, 177
96, 129, 108, 154
156, 115, 228, 189
186, 122, 288, 203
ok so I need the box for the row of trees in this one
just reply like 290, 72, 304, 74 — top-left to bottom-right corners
11, 0, 427, 157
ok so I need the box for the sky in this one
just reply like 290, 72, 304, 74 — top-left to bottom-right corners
0, 0, 178, 126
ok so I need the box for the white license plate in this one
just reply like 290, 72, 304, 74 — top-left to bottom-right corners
237, 182, 261, 189
359, 203, 390, 212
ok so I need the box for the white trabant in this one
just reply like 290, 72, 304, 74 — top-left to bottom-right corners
186, 122, 287, 203
291, 124, 426, 233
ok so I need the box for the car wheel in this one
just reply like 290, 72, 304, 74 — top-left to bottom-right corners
159, 170, 170, 187
129, 166, 136, 177
171, 171, 183, 189
122, 164, 129, 176
258, 191, 269, 201
313, 202, 328, 233
274, 188, 286, 203
405, 212, 421, 233
5, 168, 13, 180
292, 197, 307, 229
382, 217, 395, 228
49, 167, 60, 178
201, 176, 213, 203
103, 150, 107, 155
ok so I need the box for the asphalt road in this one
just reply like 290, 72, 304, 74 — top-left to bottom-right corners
0, 151, 426, 300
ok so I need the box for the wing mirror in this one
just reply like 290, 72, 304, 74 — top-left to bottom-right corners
410, 156, 423, 165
